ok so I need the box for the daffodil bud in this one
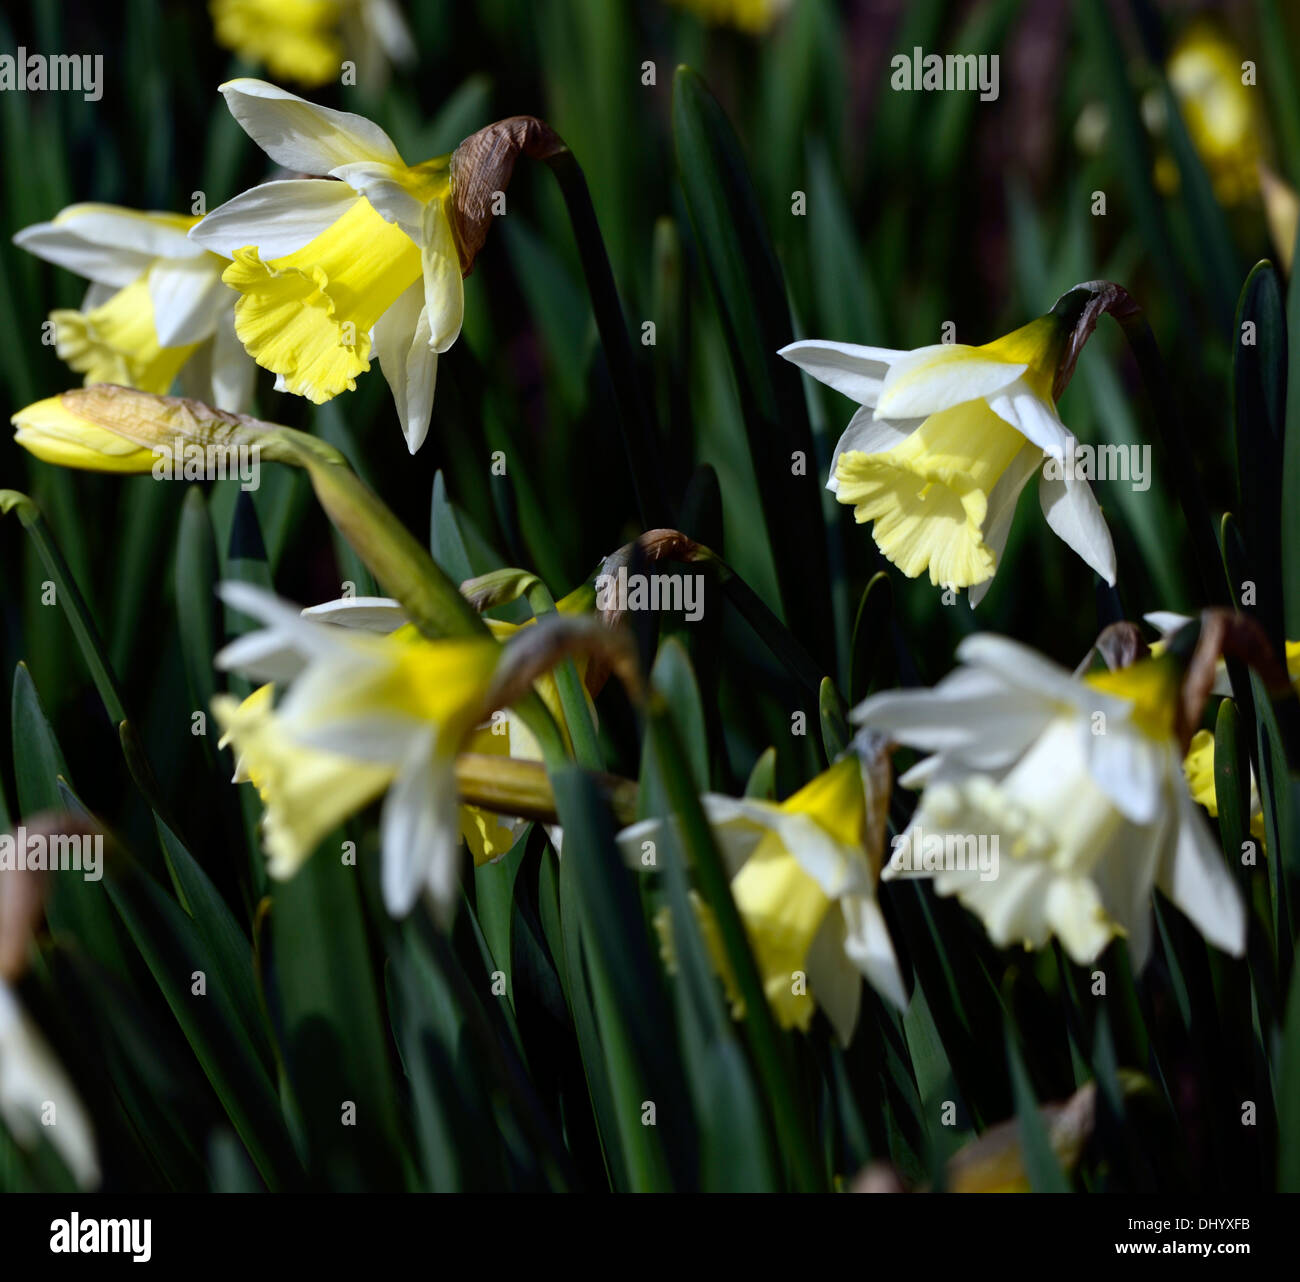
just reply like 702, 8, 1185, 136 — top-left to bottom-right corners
459, 567, 544, 613
11, 384, 288, 474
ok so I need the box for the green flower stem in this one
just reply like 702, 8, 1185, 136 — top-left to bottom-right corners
544, 148, 669, 529
525, 580, 604, 771
271, 431, 488, 641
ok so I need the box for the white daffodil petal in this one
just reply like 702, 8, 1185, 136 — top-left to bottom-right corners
13, 221, 156, 287
421, 199, 464, 353
945, 856, 1057, 953
955, 633, 1089, 709
81, 281, 116, 310
875, 346, 1026, 419
219, 78, 404, 174
1090, 805, 1168, 970
840, 894, 908, 1010
1144, 611, 1193, 635
1159, 787, 1247, 957
147, 258, 228, 347
968, 444, 1043, 608
826, 405, 919, 493
379, 735, 451, 919
210, 309, 256, 412
56, 204, 198, 256
301, 596, 406, 632
330, 162, 426, 244
616, 798, 766, 878
372, 278, 437, 453
853, 663, 1053, 769
188, 180, 359, 258
1042, 877, 1115, 964
804, 915, 862, 1045
1082, 725, 1166, 825
215, 582, 358, 675
1038, 467, 1117, 586
777, 339, 905, 406
985, 378, 1071, 459
364, 0, 417, 63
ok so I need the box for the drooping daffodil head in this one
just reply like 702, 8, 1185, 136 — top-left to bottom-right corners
856, 634, 1245, 968
619, 755, 906, 1044
779, 305, 1116, 605
296, 588, 595, 867
190, 80, 466, 452
212, 582, 502, 922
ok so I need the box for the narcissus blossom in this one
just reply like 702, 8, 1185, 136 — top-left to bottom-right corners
14, 204, 252, 410
780, 314, 1116, 604
211, 0, 414, 89
619, 756, 906, 1043
212, 583, 500, 921
856, 634, 1246, 967
299, 592, 593, 865
668, 0, 793, 35
190, 79, 464, 451
1158, 21, 1263, 205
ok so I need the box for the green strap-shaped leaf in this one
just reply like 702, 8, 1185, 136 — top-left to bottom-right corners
1231, 263, 1287, 653
673, 65, 833, 671
1005, 1021, 1070, 1193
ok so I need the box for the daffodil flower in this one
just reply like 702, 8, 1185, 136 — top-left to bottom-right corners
780, 315, 1116, 604
212, 582, 501, 921
855, 635, 1245, 966
299, 591, 592, 863
1157, 21, 1263, 205
13, 204, 253, 410
211, 0, 414, 89
619, 757, 906, 1043
668, 0, 793, 35
1146, 611, 1300, 841
189, 79, 464, 452
0, 980, 99, 1188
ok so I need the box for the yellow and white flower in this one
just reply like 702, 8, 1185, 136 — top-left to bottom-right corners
618, 756, 906, 1044
668, 0, 794, 35
855, 634, 1245, 967
299, 591, 591, 863
1155, 21, 1263, 206
189, 79, 464, 452
780, 316, 1116, 604
212, 582, 500, 921
0, 980, 99, 1188
13, 204, 253, 410
211, 0, 414, 89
